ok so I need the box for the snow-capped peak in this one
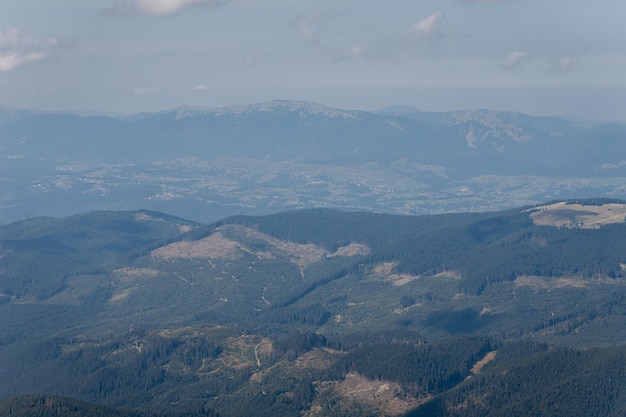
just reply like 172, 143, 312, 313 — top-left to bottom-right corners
175, 100, 363, 121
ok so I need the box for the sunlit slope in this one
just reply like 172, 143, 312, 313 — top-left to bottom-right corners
2, 199, 626, 344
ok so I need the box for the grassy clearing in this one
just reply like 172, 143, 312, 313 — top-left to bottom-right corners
530, 202, 626, 229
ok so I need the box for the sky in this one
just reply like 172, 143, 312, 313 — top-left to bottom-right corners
0, 0, 625, 121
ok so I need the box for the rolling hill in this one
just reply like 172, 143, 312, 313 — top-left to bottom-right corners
2, 200, 626, 416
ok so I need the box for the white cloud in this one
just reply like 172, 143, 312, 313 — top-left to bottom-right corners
550, 55, 572, 74
193, 84, 207, 91
103, 0, 231, 16
0, 28, 64, 72
0, 52, 45, 72
501, 51, 529, 70
136, 0, 229, 15
407, 12, 444, 40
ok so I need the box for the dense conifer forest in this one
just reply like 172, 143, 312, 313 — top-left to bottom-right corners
2, 200, 626, 416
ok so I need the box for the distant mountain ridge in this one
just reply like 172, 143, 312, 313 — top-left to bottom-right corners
3, 99, 621, 162
172, 100, 363, 120
1, 100, 626, 224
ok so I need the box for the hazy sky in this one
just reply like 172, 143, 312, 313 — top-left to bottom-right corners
1, 0, 625, 120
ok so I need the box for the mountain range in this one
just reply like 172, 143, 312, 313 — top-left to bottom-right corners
2, 100, 626, 224
3, 99, 626, 415
2, 201, 626, 416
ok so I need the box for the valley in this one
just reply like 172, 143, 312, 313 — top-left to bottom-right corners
2, 102, 626, 224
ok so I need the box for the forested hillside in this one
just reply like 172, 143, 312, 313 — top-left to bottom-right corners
217, 200, 626, 294
0, 394, 218, 417
408, 343, 626, 417
2, 200, 626, 416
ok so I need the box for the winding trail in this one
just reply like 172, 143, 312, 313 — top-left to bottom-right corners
254, 343, 262, 368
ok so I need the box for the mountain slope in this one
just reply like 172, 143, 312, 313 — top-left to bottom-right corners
3, 202, 626, 415
0, 394, 218, 417
407, 343, 626, 417
3, 200, 626, 341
